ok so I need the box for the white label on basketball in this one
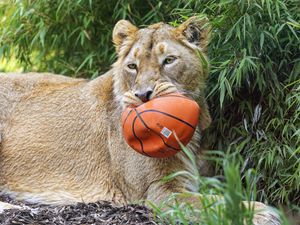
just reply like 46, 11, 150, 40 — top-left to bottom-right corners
161, 127, 172, 138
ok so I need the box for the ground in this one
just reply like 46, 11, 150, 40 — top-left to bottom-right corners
0, 195, 157, 225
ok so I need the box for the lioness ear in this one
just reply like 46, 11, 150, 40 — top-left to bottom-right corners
113, 20, 138, 53
177, 16, 211, 52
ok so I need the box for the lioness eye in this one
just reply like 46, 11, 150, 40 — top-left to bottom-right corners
163, 56, 177, 65
127, 63, 137, 70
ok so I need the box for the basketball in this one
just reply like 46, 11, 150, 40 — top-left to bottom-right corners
121, 93, 200, 158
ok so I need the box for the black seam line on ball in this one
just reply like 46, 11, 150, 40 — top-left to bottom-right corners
132, 110, 151, 157
123, 108, 134, 130
134, 108, 148, 128
136, 110, 181, 152
138, 109, 196, 130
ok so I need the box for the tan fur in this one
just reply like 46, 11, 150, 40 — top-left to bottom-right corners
0, 18, 279, 224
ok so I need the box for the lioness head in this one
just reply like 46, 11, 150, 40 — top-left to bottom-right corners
112, 17, 211, 129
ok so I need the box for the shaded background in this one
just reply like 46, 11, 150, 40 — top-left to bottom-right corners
0, 0, 299, 210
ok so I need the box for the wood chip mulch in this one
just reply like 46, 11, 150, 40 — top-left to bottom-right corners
0, 195, 159, 225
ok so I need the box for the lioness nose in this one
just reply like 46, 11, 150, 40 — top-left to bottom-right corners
135, 90, 153, 102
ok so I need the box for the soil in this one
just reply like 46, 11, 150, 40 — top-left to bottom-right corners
0, 195, 159, 225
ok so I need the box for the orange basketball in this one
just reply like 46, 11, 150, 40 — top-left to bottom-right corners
121, 93, 200, 158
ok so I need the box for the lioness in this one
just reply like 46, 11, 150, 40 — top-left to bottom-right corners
0, 18, 279, 224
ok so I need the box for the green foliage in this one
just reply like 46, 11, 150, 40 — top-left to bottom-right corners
0, 0, 175, 77
199, 0, 300, 207
149, 147, 288, 225
0, 0, 299, 212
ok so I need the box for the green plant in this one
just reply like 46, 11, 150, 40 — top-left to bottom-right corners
148, 146, 288, 225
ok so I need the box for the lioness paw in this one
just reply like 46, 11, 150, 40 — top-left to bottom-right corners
0, 202, 23, 213
252, 202, 281, 225
152, 82, 178, 97
122, 91, 143, 108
